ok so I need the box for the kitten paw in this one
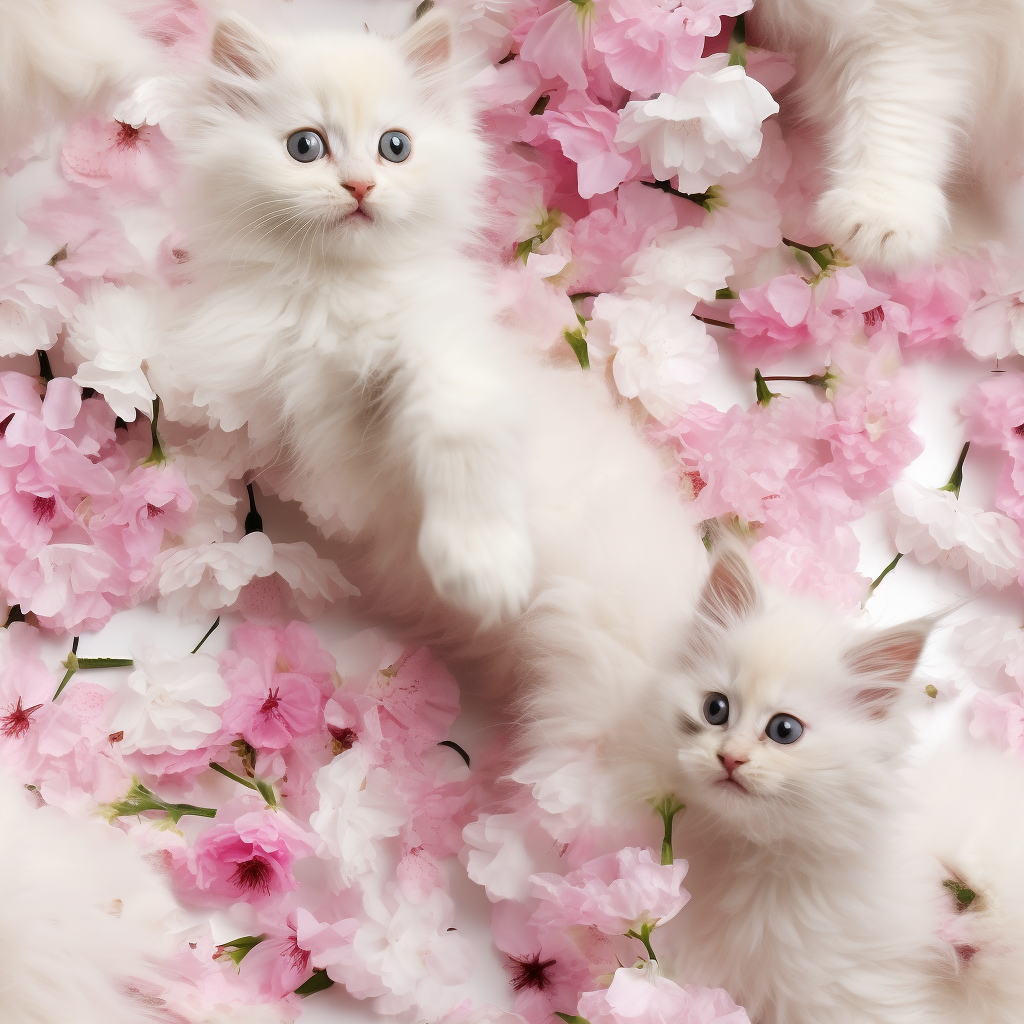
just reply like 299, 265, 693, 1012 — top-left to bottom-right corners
418, 513, 534, 626
815, 181, 947, 271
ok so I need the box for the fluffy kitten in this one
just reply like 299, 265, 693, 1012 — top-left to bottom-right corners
0, 768, 287, 1024
0, 0, 157, 168
157, 12, 535, 627
630, 548, 1024, 1024
748, 0, 1024, 269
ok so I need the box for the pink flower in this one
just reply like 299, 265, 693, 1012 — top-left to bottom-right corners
189, 807, 315, 906
881, 259, 974, 357
17, 186, 143, 284
523, 93, 640, 199
531, 848, 689, 935
961, 374, 1024, 451
61, 119, 176, 204
236, 915, 312, 1002
730, 275, 820, 360
0, 622, 58, 779
593, 0, 705, 95
491, 899, 594, 1024
518, 2, 595, 93
751, 528, 869, 613
218, 621, 334, 750
971, 691, 1024, 753
0, 251, 77, 357
577, 968, 751, 1024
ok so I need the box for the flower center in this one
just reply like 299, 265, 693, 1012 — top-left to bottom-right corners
115, 121, 142, 150
285, 936, 311, 973
329, 725, 356, 754
508, 952, 557, 992
33, 495, 56, 524
0, 697, 44, 739
145, 502, 165, 518
232, 856, 273, 896
259, 687, 283, 720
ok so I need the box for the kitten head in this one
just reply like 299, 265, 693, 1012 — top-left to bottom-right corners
658, 548, 930, 847
177, 12, 487, 269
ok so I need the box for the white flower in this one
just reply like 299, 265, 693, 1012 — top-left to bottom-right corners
883, 480, 1024, 589
511, 744, 622, 838
66, 281, 159, 421
621, 226, 734, 305
615, 57, 779, 192
107, 647, 228, 755
0, 250, 76, 357
309, 747, 408, 886
154, 531, 358, 623
587, 292, 718, 421
958, 269, 1024, 360
951, 615, 1024, 689
461, 806, 560, 902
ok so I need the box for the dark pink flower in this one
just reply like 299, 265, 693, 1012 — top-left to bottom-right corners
190, 808, 315, 906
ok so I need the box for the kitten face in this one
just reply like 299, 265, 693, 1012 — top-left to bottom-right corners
656, 551, 928, 846
180, 14, 487, 268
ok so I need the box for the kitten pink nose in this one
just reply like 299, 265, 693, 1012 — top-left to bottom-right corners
718, 753, 748, 776
343, 181, 375, 202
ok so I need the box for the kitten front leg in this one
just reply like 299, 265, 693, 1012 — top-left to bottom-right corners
394, 338, 534, 627
812, 39, 972, 270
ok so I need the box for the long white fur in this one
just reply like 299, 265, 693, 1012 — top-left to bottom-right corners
0, 0, 158, 168
748, 0, 1024, 269
156, 12, 536, 628
152, 12, 709, 679
620, 548, 1024, 1023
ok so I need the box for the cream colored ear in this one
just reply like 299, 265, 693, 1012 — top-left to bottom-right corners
698, 548, 761, 627
398, 9, 453, 72
843, 621, 932, 719
211, 15, 276, 79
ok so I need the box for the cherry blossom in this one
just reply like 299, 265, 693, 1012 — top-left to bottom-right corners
616, 57, 778, 191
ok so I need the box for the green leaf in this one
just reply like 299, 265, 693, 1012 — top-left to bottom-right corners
715, 287, 737, 301
216, 934, 267, 968
754, 368, 779, 407
142, 395, 167, 467
564, 327, 590, 369
295, 969, 335, 997
943, 877, 978, 909
555, 1015, 592, 1024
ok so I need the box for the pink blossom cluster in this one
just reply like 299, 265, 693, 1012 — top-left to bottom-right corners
0, 371, 193, 632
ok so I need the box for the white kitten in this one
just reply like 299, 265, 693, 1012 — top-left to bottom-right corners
624, 548, 1024, 1024
0, 0, 157, 168
157, 12, 534, 627
153, 12, 710, 754
749, 0, 1024, 269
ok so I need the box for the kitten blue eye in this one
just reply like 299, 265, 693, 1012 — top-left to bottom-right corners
287, 130, 326, 163
703, 693, 729, 726
766, 714, 803, 745
379, 130, 411, 163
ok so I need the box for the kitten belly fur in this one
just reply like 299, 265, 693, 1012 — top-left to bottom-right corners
749, 0, 1024, 268
162, 250, 534, 624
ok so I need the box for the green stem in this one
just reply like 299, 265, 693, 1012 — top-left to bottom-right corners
869, 553, 903, 592
762, 372, 834, 390
105, 777, 216, 824
641, 179, 710, 208
54, 649, 133, 702
37, 350, 54, 383
191, 617, 221, 654
939, 442, 970, 498
693, 315, 735, 330
53, 636, 80, 700
625, 921, 658, 962
209, 761, 277, 806
142, 395, 167, 466
244, 483, 264, 535
650, 794, 686, 865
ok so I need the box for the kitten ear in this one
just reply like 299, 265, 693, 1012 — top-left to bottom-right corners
211, 15, 276, 80
698, 548, 761, 627
399, 10, 454, 72
843, 621, 932, 719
